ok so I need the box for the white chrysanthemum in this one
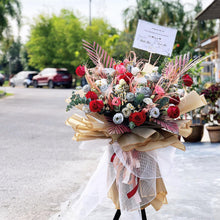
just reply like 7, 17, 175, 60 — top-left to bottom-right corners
122, 107, 131, 118
83, 84, 91, 93
101, 79, 107, 86
113, 113, 124, 124
82, 105, 90, 114
104, 68, 115, 76
95, 80, 102, 87
126, 103, 135, 110
119, 79, 126, 86
131, 67, 140, 75
143, 98, 153, 105
150, 107, 160, 118
115, 84, 123, 93
100, 85, 108, 93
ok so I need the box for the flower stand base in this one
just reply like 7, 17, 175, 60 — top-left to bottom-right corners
113, 209, 147, 220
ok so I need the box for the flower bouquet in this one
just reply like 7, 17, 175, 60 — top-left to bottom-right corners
59, 40, 207, 219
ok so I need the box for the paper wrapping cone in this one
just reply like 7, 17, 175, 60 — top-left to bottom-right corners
178, 91, 207, 115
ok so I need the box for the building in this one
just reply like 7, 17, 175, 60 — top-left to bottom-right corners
195, 0, 220, 82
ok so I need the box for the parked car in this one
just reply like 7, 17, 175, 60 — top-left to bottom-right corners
10, 71, 38, 87
32, 68, 72, 89
23, 72, 38, 88
0, 73, 5, 86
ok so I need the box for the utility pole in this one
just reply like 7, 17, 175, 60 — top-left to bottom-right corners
89, 0, 92, 26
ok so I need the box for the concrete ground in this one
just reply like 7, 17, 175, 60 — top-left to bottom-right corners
0, 87, 219, 220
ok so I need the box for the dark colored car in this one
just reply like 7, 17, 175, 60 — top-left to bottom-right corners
23, 72, 38, 88
0, 73, 5, 86
33, 68, 72, 88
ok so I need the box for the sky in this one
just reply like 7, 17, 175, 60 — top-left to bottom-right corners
12, 0, 214, 43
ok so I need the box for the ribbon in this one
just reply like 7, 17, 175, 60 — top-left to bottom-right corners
127, 177, 140, 199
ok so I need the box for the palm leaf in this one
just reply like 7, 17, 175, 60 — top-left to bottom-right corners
107, 123, 131, 135
152, 118, 179, 134
82, 40, 115, 68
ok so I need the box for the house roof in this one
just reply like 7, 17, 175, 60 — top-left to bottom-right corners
195, 34, 218, 52
195, 0, 220, 20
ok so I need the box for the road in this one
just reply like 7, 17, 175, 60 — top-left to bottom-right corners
0, 87, 220, 220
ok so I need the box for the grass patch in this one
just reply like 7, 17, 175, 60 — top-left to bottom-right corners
0, 90, 13, 98
3, 80, 9, 87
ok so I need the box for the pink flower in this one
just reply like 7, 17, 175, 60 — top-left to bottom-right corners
112, 97, 121, 106
155, 85, 165, 96
123, 59, 130, 65
116, 64, 126, 74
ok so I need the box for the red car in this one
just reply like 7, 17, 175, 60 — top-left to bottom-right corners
33, 68, 72, 88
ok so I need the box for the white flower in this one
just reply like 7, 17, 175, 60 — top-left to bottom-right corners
131, 67, 140, 75
100, 84, 108, 93
95, 80, 102, 87
104, 68, 115, 76
115, 84, 123, 93
136, 77, 147, 84
82, 105, 90, 114
150, 107, 160, 118
177, 89, 185, 97
126, 92, 135, 102
101, 79, 107, 86
152, 66, 159, 72
143, 98, 153, 105
122, 107, 131, 118
113, 113, 124, 124
119, 79, 126, 86
126, 103, 135, 110
83, 84, 91, 93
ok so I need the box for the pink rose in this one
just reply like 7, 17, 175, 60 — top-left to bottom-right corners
155, 85, 165, 96
116, 64, 126, 74
112, 97, 121, 106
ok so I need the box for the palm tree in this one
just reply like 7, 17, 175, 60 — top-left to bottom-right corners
0, 0, 21, 40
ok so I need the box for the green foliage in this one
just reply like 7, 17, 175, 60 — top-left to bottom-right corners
26, 11, 119, 72
122, 0, 216, 59
66, 90, 91, 112
27, 10, 85, 71
0, 0, 21, 40
0, 38, 23, 76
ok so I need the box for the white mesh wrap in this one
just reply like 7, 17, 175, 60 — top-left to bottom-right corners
50, 143, 176, 219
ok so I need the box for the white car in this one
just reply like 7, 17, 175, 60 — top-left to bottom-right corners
10, 71, 38, 87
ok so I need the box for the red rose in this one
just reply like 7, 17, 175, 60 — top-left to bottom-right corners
129, 112, 146, 126
169, 95, 180, 105
76, 65, 85, 77
182, 74, 193, 87
167, 106, 180, 119
85, 91, 98, 100
89, 100, 104, 112
118, 72, 133, 84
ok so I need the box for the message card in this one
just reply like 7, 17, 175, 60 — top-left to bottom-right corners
133, 20, 177, 57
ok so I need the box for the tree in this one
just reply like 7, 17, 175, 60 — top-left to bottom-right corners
0, 38, 23, 76
26, 11, 119, 71
27, 10, 85, 71
121, 0, 216, 58
0, 0, 21, 40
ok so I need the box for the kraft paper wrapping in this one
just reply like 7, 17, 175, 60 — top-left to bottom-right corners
66, 113, 187, 152
108, 176, 168, 211
178, 91, 207, 115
